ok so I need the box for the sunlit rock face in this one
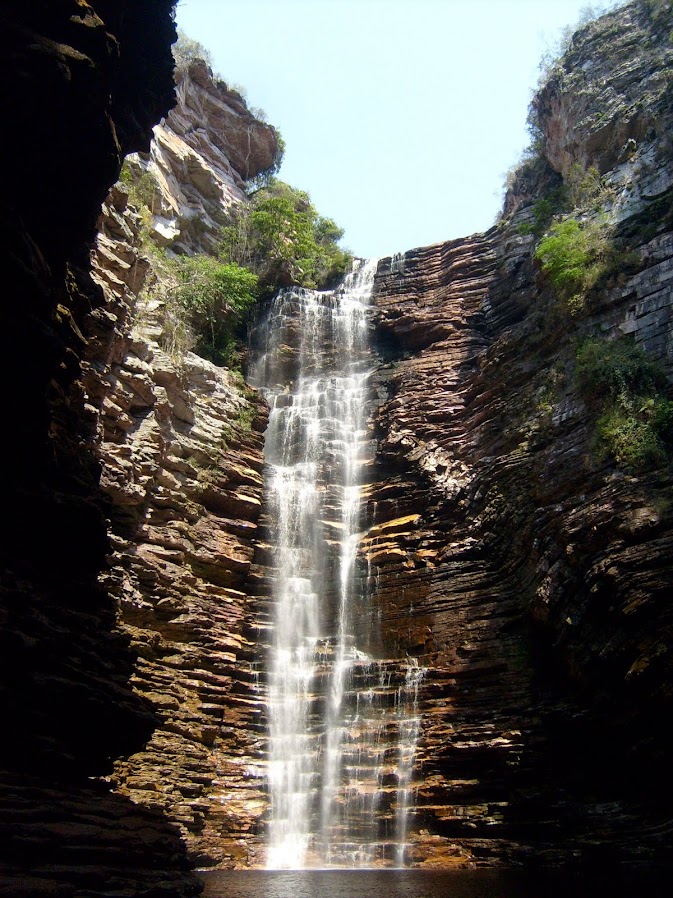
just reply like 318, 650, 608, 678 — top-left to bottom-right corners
365, 0, 673, 867
84, 188, 269, 868
129, 59, 281, 254
533, 2, 673, 183
3, 0, 673, 887
78, 67, 276, 867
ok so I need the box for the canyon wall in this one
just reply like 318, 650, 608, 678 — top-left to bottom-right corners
366, 0, 673, 866
111, 5, 673, 867
2, 0, 673, 891
0, 3, 206, 895
82, 61, 279, 867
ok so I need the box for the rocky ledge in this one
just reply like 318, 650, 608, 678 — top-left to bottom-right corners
128, 59, 281, 253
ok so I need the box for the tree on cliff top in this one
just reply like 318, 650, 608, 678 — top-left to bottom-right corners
218, 178, 352, 291
172, 30, 213, 71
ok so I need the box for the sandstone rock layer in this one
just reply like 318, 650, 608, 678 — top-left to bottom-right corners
363, 1, 673, 864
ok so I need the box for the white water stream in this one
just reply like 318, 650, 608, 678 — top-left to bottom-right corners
250, 260, 423, 869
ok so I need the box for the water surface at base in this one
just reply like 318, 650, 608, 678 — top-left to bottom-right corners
200, 868, 671, 898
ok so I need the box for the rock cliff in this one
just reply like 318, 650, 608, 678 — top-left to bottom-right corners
69, 44, 292, 869
84, 184, 269, 867
0, 2, 205, 896
2, 0, 673, 889
133, 59, 280, 253
367, 0, 673, 867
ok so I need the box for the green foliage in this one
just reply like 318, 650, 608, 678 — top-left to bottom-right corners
218, 178, 351, 291
564, 164, 607, 210
172, 29, 213, 70
220, 404, 255, 447
517, 186, 568, 237
534, 217, 611, 314
576, 337, 673, 471
119, 160, 158, 210
596, 396, 673, 470
175, 258, 259, 365
118, 160, 160, 242
514, 164, 608, 237
245, 131, 286, 193
118, 36, 349, 369
135, 253, 195, 362
576, 337, 666, 399
132, 169, 160, 213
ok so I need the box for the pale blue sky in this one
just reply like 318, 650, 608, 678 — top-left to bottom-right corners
175, 0, 618, 259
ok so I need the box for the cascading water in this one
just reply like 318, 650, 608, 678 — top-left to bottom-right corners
250, 260, 424, 869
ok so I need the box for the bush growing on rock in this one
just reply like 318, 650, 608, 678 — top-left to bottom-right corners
534, 217, 611, 314
576, 336, 673, 470
218, 178, 352, 291
172, 30, 214, 71
174, 258, 259, 366
576, 336, 666, 399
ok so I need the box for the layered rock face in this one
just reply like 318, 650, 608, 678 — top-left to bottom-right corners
130, 59, 280, 253
79, 61, 281, 870
365, 0, 673, 867
0, 2, 208, 896
85, 189, 269, 867
3, 0, 673, 885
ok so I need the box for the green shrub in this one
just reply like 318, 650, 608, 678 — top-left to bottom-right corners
564, 164, 609, 210
513, 167, 607, 238
534, 217, 611, 314
175, 258, 259, 365
576, 336, 673, 471
161, 294, 196, 360
576, 336, 666, 398
218, 178, 351, 291
527, 186, 568, 236
596, 396, 673, 470
118, 160, 161, 243
172, 30, 213, 71
119, 160, 159, 211
220, 404, 255, 447
534, 191, 565, 228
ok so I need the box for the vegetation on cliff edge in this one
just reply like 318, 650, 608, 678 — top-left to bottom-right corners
119, 167, 350, 368
576, 337, 673, 471
219, 178, 352, 292
501, 1, 673, 476
113, 31, 353, 368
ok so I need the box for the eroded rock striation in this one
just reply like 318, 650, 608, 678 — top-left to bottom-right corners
0, 2, 204, 895
2, 0, 673, 887
366, 0, 673, 867
77, 59, 281, 869
85, 186, 269, 867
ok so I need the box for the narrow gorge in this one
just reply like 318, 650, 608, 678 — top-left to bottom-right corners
1, 0, 673, 895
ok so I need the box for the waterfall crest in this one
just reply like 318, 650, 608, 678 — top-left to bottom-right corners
250, 260, 423, 869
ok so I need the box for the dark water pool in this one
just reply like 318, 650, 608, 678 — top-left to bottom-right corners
199, 868, 671, 898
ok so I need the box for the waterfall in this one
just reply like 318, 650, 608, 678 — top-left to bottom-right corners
250, 260, 423, 869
